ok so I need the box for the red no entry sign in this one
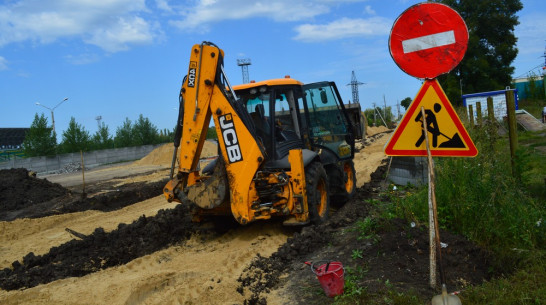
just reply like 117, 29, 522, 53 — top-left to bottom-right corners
389, 2, 468, 79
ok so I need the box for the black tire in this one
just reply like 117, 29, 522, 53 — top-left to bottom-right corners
329, 160, 357, 205
306, 162, 330, 224
341, 160, 357, 201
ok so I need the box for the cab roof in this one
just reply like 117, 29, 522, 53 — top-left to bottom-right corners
233, 77, 303, 91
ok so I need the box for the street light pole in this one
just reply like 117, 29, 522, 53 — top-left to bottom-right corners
35, 97, 69, 134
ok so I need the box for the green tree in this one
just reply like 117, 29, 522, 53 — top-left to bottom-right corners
59, 117, 91, 153
436, 0, 523, 105
157, 128, 174, 143
206, 126, 217, 139
91, 122, 113, 150
400, 97, 412, 110
114, 118, 134, 147
22, 113, 57, 157
524, 72, 545, 100
363, 106, 393, 127
132, 114, 159, 145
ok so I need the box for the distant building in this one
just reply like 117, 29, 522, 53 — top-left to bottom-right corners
0, 128, 29, 150
512, 75, 545, 99
462, 89, 519, 122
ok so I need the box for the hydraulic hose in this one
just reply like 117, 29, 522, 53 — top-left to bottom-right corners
171, 76, 186, 179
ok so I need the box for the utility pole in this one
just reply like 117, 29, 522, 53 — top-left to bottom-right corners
397, 101, 401, 120
383, 94, 387, 120
237, 58, 252, 84
35, 97, 69, 134
372, 102, 377, 126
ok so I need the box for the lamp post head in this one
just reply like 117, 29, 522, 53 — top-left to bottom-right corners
35, 102, 40, 105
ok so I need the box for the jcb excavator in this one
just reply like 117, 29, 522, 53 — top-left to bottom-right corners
164, 41, 356, 225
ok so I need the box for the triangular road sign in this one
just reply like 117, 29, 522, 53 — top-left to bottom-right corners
385, 79, 478, 157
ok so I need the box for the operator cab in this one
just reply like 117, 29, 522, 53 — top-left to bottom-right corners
233, 78, 353, 169
234, 78, 307, 168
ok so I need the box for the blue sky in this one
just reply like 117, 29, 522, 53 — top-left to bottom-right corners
1, 0, 545, 140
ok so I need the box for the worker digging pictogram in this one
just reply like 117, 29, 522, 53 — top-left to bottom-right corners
414, 103, 465, 149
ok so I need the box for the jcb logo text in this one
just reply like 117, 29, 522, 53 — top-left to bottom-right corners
219, 114, 243, 163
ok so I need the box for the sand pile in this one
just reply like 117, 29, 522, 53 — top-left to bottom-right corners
134, 141, 218, 166
366, 125, 389, 136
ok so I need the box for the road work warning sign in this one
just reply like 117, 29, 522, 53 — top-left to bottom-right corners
385, 79, 477, 157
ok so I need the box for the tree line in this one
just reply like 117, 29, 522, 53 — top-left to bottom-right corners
22, 114, 174, 157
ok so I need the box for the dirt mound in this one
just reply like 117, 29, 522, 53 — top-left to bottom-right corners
0, 168, 69, 213
237, 163, 491, 304
134, 141, 218, 166
367, 125, 390, 136
0, 179, 168, 221
0, 203, 197, 291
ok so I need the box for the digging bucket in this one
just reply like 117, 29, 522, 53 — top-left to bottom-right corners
310, 261, 345, 297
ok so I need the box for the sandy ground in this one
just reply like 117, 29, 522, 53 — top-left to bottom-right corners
355, 130, 391, 188
0, 131, 391, 305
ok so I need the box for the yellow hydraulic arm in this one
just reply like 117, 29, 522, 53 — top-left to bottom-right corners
163, 42, 266, 224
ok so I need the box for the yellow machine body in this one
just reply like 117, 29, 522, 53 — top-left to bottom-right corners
163, 42, 312, 225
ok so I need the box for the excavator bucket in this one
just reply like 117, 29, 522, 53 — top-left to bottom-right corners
185, 157, 229, 209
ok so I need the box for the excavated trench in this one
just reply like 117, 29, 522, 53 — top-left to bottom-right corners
0, 163, 490, 303
0, 168, 167, 221
0, 203, 198, 290
0, 135, 492, 303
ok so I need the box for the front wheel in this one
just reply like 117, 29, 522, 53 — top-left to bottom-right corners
306, 162, 330, 224
341, 160, 356, 201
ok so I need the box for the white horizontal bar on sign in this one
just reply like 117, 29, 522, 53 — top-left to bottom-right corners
402, 30, 456, 54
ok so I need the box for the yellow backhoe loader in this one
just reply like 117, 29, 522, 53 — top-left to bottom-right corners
164, 41, 357, 225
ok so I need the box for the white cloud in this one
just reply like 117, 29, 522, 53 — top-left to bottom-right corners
85, 16, 158, 52
0, 56, 7, 70
169, 0, 331, 31
293, 17, 391, 42
155, 0, 173, 12
364, 5, 375, 15
64, 53, 101, 65
0, 0, 159, 52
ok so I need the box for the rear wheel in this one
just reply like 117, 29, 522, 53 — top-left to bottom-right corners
342, 160, 356, 200
306, 162, 330, 224
330, 160, 356, 204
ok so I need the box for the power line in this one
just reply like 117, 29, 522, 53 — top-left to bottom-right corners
347, 71, 365, 104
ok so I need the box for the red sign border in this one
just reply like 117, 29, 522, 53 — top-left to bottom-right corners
385, 79, 478, 157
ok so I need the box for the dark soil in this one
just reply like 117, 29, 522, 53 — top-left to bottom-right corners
0, 203, 198, 290
0, 168, 168, 221
0, 162, 492, 303
237, 161, 492, 304
0, 168, 68, 212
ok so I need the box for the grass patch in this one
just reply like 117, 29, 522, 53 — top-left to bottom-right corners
461, 252, 546, 305
388, 117, 546, 303
394, 121, 545, 267
518, 98, 545, 120
333, 267, 425, 305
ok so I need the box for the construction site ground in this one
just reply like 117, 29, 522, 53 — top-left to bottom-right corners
0, 127, 490, 304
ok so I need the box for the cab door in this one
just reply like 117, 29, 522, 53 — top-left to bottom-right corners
302, 82, 354, 160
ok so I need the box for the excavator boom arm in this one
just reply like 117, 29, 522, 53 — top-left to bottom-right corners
164, 42, 265, 224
